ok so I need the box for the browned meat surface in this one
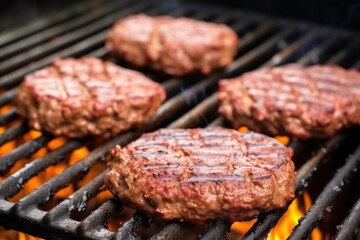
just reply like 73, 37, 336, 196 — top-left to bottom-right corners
106, 14, 239, 76
218, 64, 360, 139
15, 58, 166, 138
105, 128, 296, 223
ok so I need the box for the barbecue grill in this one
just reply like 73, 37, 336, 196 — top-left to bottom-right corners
0, 0, 360, 239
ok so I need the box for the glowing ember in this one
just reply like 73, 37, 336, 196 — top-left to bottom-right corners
275, 136, 290, 146
230, 192, 322, 239
238, 126, 249, 133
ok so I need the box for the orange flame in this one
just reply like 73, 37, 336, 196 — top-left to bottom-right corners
230, 192, 322, 239
232, 127, 322, 239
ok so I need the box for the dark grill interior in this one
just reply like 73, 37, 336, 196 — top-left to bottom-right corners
0, 0, 360, 239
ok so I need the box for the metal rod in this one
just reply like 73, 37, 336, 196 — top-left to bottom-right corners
0, 134, 52, 176
260, 30, 318, 67
351, 58, 360, 71
326, 38, 360, 65
0, 2, 156, 89
0, 1, 133, 62
114, 214, 149, 240
0, 108, 18, 126
0, 0, 106, 47
236, 20, 277, 56
335, 197, 360, 240
0, 87, 17, 107
150, 223, 184, 240
0, 140, 83, 199
207, 117, 225, 128
79, 199, 121, 239
167, 94, 218, 129
227, 28, 297, 76
200, 221, 230, 240
0, 1, 155, 76
297, 34, 343, 65
43, 171, 108, 235
243, 133, 348, 239
0, 122, 28, 146
288, 145, 360, 240
14, 131, 139, 210
84, 47, 110, 58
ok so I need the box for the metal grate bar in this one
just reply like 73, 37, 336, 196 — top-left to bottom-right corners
44, 171, 108, 236
0, 2, 157, 89
235, 21, 278, 57
227, 28, 297, 75
352, 58, 360, 70
0, 140, 83, 199
79, 199, 122, 239
0, 31, 101, 89
0, 0, 133, 62
0, 0, 106, 47
0, 88, 18, 107
288, 145, 360, 240
326, 38, 360, 65
207, 117, 226, 128
335, 197, 360, 240
0, 108, 18, 126
15, 130, 141, 209
200, 221, 230, 240
243, 133, 348, 239
0, 1, 155, 76
297, 33, 345, 65
0, 134, 52, 176
84, 47, 110, 59
114, 214, 149, 240
167, 94, 218, 129
0, 2, 209, 90
0, 122, 28, 146
261, 30, 318, 67
229, 19, 257, 38
149, 223, 184, 240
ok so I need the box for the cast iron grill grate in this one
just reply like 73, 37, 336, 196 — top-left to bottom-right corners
0, 0, 359, 239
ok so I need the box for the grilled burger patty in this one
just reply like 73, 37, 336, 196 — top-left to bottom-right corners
15, 58, 166, 138
219, 64, 360, 139
105, 128, 296, 223
106, 14, 239, 76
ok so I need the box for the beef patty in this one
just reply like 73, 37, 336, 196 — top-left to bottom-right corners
106, 14, 238, 76
15, 58, 166, 138
105, 128, 295, 223
218, 64, 360, 139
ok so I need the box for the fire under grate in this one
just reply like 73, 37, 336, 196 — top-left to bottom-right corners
0, 0, 359, 239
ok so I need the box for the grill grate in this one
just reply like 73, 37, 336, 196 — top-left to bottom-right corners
0, 0, 360, 239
